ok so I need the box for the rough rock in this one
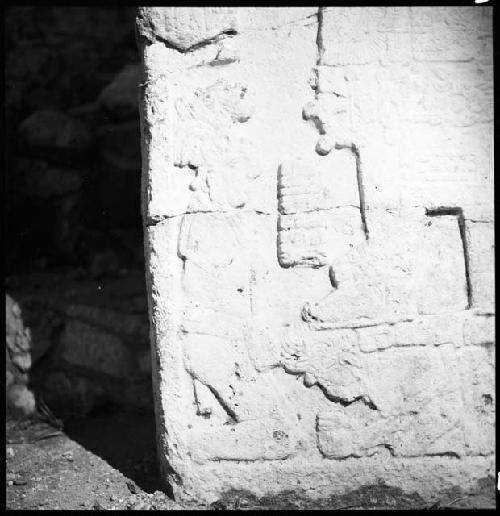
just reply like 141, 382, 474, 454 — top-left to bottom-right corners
7, 384, 37, 418
98, 63, 140, 121
62, 304, 148, 341
18, 108, 92, 158
6, 294, 37, 418
6, 294, 32, 373
60, 320, 135, 378
18, 159, 83, 198
136, 7, 239, 50
7, 273, 152, 417
138, 6, 494, 507
11, 298, 62, 366
41, 371, 106, 416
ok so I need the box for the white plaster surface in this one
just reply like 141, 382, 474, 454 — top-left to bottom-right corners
137, 7, 494, 505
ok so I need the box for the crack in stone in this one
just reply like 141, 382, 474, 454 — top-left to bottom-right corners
145, 209, 273, 227
208, 456, 291, 463
316, 7, 325, 66
318, 385, 378, 410
422, 451, 462, 459
328, 266, 338, 289
278, 204, 362, 216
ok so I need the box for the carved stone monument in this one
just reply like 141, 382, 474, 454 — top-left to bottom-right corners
137, 7, 494, 506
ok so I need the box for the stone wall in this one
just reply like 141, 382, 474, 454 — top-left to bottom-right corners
5, 7, 142, 276
137, 7, 494, 506
6, 272, 152, 418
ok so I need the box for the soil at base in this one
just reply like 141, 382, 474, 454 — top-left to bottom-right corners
5, 406, 185, 510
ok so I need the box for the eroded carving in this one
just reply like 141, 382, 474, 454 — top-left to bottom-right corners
277, 151, 365, 268
300, 213, 469, 326
173, 79, 253, 170
280, 323, 367, 403
140, 7, 494, 500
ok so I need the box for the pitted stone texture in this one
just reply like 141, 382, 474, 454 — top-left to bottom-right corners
136, 7, 239, 50
141, 17, 318, 222
463, 314, 495, 347
137, 7, 318, 50
6, 295, 32, 373
315, 7, 493, 216
139, 6, 494, 507
6, 294, 36, 418
5, 294, 36, 419
316, 338, 494, 461
465, 221, 495, 312
357, 313, 464, 353
277, 151, 364, 268
321, 8, 388, 66
278, 152, 359, 215
301, 212, 469, 326
458, 345, 495, 456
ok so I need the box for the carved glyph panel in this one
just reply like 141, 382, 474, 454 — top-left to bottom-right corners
139, 5, 494, 505
277, 151, 365, 268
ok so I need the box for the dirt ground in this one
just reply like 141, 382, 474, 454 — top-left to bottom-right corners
5, 407, 497, 511
5, 407, 186, 511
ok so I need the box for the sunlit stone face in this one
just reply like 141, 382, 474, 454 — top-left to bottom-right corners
138, 6, 494, 506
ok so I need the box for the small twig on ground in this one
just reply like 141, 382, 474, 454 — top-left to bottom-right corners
37, 396, 64, 430
439, 495, 469, 508
425, 495, 469, 510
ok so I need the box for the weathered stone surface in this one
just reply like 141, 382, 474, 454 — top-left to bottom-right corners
6, 295, 32, 373
136, 7, 239, 50
138, 6, 494, 507
465, 221, 495, 313
6, 294, 37, 418
357, 313, 464, 353
463, 314, 495, 347
317, 354, 466, 458
7, 383, 37, 418
302, 213, 469, 326
458, 345, 495, 456
12, 298, 62, 365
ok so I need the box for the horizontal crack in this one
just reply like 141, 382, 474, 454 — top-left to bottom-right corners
278, 205, 361, 216
145, 209, 273, 226
208, 456, 291, 463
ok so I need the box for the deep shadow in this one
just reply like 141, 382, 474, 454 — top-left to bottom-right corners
63, 404, 162, 494
4, 4, 171, 503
